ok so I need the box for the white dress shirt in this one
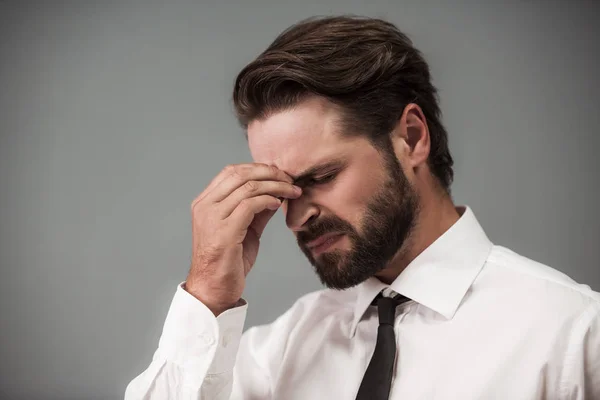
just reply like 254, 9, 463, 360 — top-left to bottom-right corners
125, 206, 600, 399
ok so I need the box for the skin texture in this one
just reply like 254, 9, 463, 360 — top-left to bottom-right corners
185, 95, 460, 316
186, 163, 302, 315
248, 96, 460, 287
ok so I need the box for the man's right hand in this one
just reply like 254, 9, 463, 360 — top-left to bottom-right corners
185, 163, 302, 316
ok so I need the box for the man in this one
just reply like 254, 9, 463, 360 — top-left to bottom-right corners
125, 16, 600, 399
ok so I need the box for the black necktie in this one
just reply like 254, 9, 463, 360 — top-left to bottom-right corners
355, 292, 410, 400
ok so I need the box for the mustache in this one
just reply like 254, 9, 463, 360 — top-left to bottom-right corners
297, 217, 354, 244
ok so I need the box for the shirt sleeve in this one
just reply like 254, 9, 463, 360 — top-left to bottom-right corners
559, 299, 600, 400
124, 283, 250, 399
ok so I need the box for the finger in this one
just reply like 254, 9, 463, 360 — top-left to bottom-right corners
218, 180, 300, 218
224, 195, 281, 243
249, 208, 279, 239
199, 163, 293, 204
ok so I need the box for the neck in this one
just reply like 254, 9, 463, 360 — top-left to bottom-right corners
374, 190, 460, 284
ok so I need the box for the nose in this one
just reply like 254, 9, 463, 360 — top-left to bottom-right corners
284, 195, 319, 232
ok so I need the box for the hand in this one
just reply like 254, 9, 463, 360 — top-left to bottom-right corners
185, 163, 302, 316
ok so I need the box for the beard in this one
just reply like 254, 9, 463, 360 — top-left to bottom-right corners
297, 150, 420, 290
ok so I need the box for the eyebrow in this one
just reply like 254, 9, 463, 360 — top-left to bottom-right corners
290, 158, 347, 186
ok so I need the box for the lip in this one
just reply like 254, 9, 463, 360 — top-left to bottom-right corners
310, 234, 344, 256
306, 233, 343, 249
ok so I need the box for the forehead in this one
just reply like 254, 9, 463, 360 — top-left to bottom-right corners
247, 97, 360, 175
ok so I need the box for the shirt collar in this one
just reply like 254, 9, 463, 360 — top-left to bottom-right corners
350, 206, 493, 337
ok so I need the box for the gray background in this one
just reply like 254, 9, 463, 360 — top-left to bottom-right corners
1, 1, 598, 399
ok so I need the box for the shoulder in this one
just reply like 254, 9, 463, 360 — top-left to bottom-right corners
479, 245, 600, 324
486, 245, 598, 298
481, 247, 600, 396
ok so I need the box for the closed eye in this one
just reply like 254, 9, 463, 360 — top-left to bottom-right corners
308, 173, 336, 186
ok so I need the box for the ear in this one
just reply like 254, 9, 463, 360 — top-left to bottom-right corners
390, 103, 430, 170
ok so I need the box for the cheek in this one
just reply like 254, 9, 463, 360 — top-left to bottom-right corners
327, 175, 380, 227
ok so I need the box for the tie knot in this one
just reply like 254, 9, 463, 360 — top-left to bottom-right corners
373, 293, 410, 325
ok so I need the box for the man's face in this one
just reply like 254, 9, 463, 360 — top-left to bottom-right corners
248, 97, 419, 289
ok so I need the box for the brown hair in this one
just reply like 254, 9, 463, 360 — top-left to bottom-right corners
233, 16, 454, 191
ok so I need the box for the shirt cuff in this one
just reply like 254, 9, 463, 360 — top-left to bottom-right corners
158, 282, 248, 376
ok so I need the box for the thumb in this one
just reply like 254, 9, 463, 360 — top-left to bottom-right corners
249, 208, 279, 239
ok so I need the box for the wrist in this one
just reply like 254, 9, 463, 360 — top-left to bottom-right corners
183, 281, 240, 316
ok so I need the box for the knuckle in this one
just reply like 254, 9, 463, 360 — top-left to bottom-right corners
238, 197, 250, 208
224, 164, 241, 178
238, 198, 253, 212
269, 164, 282, 176
244, 180, 259, 193
273, 166, 291, 181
